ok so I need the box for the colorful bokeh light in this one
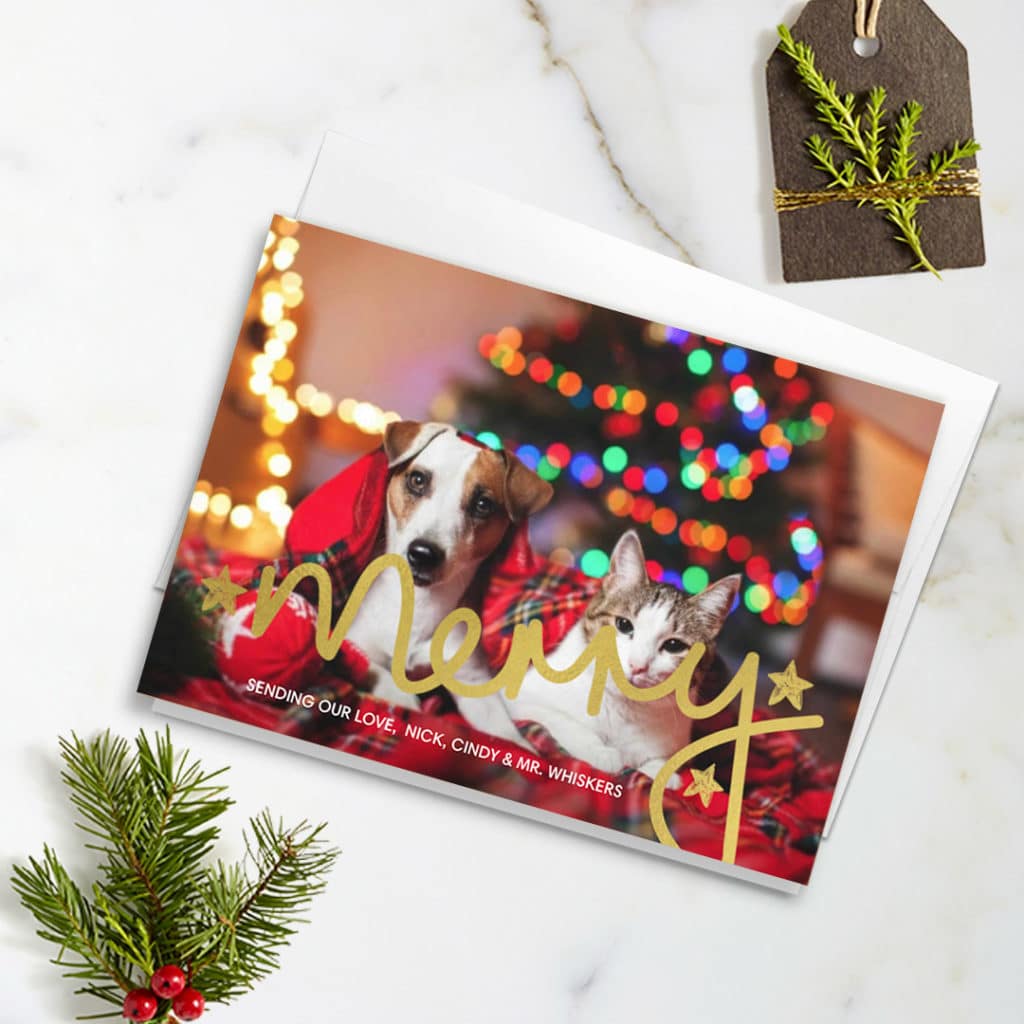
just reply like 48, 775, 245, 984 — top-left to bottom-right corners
473, 327, 831, 626
580, 549, 610, 578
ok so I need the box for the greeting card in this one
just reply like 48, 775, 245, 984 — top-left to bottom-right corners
140, 140, 994, 890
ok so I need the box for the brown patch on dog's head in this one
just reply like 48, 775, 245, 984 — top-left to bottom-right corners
458, 449, 514, 563
387, 465, 422, 533
456, 448, 554, 562
383, 420, 452, 468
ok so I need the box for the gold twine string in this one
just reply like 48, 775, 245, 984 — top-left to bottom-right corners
774, 167, 980, 212
855, 0, 884, 39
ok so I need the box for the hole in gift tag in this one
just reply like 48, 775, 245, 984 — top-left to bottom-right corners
853, 36, 881, 58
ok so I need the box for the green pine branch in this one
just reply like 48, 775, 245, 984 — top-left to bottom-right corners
11, 731, 339, 1021
183, 814, 338, 1003
777, 24, 981, 278
11, 846, 133, 1003
58, 730, 233, 966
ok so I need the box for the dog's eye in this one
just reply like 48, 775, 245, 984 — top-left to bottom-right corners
470, 495, 496, 519
661, 638, 686, 654
406, 470, 428, 496
614, 616, 634, 636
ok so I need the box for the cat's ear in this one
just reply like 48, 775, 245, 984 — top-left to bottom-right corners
692, 574, 741, 634
606, 531, 647, 590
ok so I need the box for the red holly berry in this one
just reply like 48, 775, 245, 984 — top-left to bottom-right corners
172, 988, 206, 1021
150, 963, 187, 998
122, 989, 158, 1021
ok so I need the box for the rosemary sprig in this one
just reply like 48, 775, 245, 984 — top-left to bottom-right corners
889, 100, 923, 180
863, 85, 887, 179
929, 139, 983, 177
777, 24, 981, 278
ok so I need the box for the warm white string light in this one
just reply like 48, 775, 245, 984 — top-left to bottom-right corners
197, 219, 402, 540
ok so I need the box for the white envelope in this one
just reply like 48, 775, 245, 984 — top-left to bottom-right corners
156, 131, 996, 843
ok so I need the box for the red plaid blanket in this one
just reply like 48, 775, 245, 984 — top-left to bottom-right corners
142, 450, 836, 883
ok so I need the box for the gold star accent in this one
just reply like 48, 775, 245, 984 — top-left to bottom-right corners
201, 566, 247, 615
767, 660, 814, 710
683, 764, 724, 808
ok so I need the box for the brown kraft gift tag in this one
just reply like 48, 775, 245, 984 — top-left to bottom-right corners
766, 0, 985, 282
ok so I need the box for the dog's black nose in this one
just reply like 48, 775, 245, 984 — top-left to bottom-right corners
407, 539, 444, 573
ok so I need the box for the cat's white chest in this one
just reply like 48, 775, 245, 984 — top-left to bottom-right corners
508, 623, 595, 716
598, 691, 691, 764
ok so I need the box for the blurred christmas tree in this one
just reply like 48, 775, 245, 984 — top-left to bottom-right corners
450, 307, 832, 647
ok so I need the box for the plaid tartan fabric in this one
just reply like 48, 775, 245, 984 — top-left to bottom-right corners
143, 448, 837, 883
275, 446, 391, 616
481, 526, 600, 665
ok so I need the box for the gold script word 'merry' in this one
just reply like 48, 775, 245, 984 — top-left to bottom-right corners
205, 555, 824, 864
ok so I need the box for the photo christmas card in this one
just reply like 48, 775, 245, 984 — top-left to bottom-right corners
139, 207, 972, 890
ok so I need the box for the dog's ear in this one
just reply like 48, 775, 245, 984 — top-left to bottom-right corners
503, 454, 554, 523
383, 420, 453, 468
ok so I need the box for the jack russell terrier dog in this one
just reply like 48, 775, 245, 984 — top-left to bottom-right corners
346, 420, 553, 745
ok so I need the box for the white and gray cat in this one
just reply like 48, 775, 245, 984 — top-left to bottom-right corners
502, 530, 740, 787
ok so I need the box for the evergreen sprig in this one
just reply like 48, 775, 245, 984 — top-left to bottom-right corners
777, 24, 981, 277
11, 730, 339, 1021
180, 813, 337, 1002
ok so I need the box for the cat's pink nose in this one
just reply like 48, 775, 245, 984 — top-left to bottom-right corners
630, 661, 649, 676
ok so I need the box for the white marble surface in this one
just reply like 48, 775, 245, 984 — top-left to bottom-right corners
1, 1, 1022, 1021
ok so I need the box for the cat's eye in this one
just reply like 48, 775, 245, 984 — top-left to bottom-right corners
661, 638, 686, 654
406, 469, 429, 496
614, 616, 634, 636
